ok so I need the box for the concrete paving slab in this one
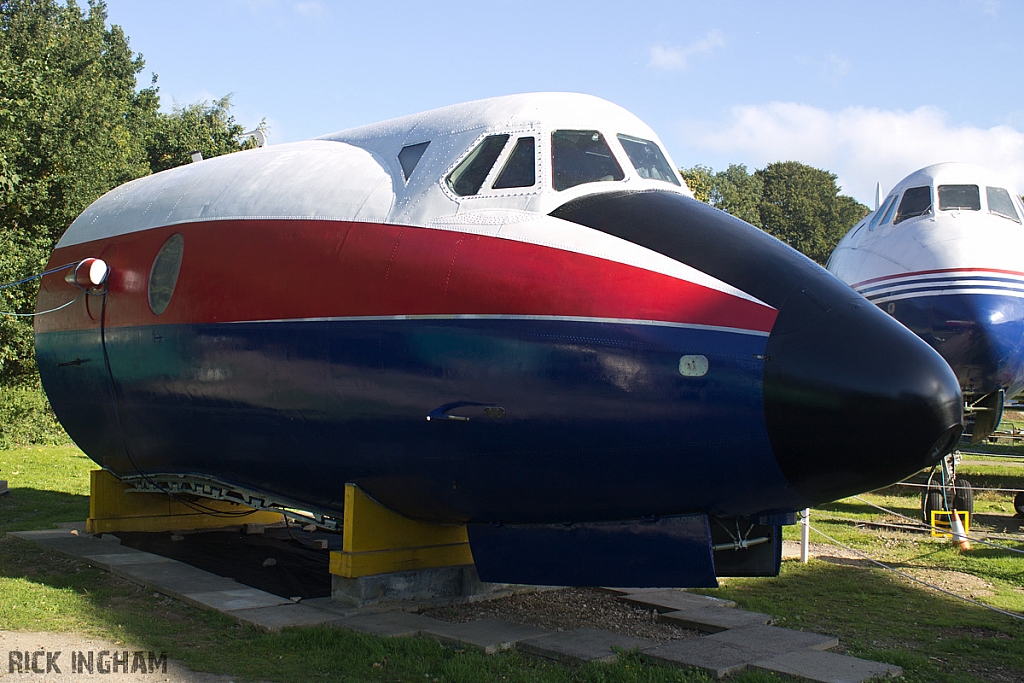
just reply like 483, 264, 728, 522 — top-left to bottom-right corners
421, 618, 550, 654
751, 650, 903, 683
518, 627, 654, 664
225, 603, 345, 632
619, 590, 736, 612
9, 528, 80, 541
337, 611, 438, 638
82, 552, 176, 570
659, 606, 773, 633
300, 597, 363, 618
15, 535, 119, 560
180, 588, 291, 612
708, 624, 838, 653
641, 639, 754, 679
111, 560, 239, 596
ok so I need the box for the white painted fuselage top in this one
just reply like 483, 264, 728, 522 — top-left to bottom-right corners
59, 92, 766, 307
828, 162, 1024, 298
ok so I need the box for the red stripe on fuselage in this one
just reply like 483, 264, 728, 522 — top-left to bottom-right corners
36, 219, 777, 334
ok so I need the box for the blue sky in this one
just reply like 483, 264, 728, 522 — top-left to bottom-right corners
103, 0, 1024, 205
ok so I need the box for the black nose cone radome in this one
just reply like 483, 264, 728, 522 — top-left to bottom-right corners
550, 189, 963, 508
763, 283, 963, 506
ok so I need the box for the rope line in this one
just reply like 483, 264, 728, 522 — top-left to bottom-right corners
895, 480, 1024, 494
850, 495, 1024, 555
808, 524, 1024, 622
0, 262, 77, 289
1, 293, 83, 317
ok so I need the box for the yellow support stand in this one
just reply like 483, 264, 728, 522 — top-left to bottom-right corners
930, 509, 971, 537
86, 469, 282, 534
330, 483, 473, 578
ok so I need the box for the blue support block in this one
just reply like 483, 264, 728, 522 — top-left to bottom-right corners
467, 514, 717, 587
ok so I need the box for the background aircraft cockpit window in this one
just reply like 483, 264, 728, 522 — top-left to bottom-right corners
894, 186, 932, 224
551, 130, 624, 191
938, 184, 981, 211
870, 195, 896, 230
447, 134, 510, 196
880, 195, 899, 225
616, 134, 680, 186
987, 186, 1021, 223
398, 141, 430, 182
492, 137, 536, 189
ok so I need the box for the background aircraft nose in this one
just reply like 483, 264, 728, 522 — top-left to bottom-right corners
763, 281, 963, 506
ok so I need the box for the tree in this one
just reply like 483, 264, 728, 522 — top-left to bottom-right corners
146, 95, 260, 174
679, 165, 714, 204
681, 160, 868, 266
0, 0, 158, 384
0, 0, 258, 443
756, 161, 868, 265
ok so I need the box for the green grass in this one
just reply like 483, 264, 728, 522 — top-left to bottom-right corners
0, 445, 781, 683
3, 445, 1024, 682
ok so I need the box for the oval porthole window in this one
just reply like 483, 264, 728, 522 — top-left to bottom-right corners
148, 233, 184, 315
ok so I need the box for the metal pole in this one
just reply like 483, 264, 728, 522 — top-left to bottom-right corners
800, 508, 810, 564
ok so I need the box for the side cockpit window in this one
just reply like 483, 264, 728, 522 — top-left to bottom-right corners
551, 130, 624, 191
398, 141, 430, 182
987, 187, 1021, 223
939, 184, 980, 211
617, 134, 680, 185
493, 137, 536, 189
870, 195, 896, 230
447, 134, 509, 196
894, 186, 932, 224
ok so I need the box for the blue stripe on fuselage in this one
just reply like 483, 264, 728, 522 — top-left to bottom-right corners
885, 293, 1024, 399
37, 317, 806, 523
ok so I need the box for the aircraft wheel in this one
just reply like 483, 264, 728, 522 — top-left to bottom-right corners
921, 484, 945, 525
953, 478, 973, 517
1014, 491, 1024, 518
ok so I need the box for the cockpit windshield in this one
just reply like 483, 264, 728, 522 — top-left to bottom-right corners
987, 187, 1021, 223
617, 134, 680, 186
938, 185, 981, 211
551, 130, 624, 191
894, 186, 932, 224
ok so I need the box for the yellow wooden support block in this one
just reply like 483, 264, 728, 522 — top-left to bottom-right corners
930, 509, 971, 537
331, 483, 473, 578
86, 469, 283, 534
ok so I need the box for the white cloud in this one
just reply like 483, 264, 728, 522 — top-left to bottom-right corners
648, 31, 725, 72
680, 102, 1024, 205
293, 1, 328, 18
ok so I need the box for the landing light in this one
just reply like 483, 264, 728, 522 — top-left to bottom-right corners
66, 258, 109, 289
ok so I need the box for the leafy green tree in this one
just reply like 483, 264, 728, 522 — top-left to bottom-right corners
0, 0, 157, 385
710, 164, 762, 226
0, 0, 257, 444
756, 161, 868, 265
146, 95, 261, 173
682, 160, 868, 265
679, 164, 714, 203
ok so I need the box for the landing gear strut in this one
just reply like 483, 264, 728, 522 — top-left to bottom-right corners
921, 451, 974, 526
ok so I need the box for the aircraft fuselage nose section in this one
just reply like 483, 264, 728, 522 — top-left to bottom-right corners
552, 190, 963, 508
762, 278, 963, 505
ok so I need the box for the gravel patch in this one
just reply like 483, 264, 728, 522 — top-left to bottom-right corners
420, 587, 702, 643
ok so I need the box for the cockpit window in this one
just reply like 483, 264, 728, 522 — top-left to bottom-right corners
987, 187, 1021, 223
492, 136, 536, 189
938, 184, 981, 211
870, 195, 896, 230
398, 141, 430, 182
880, 195, 898, 225
616, 134, 680, 186
894, 186, 932, 224
551, 130, 624, 191
447, 134, 510, 196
